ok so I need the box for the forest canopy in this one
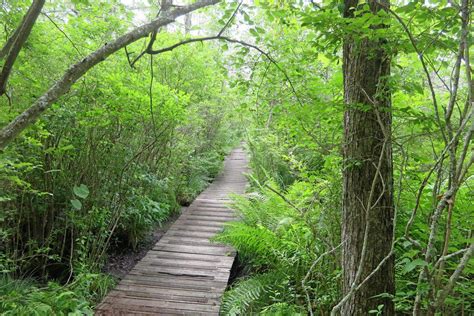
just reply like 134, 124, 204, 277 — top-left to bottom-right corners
0, 0, 472, 315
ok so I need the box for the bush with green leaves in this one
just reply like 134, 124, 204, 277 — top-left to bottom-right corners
118, 196, 171, 249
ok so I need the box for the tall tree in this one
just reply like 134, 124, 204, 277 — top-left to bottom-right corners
339, 0, 395, 314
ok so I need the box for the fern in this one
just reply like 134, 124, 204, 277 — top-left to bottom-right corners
215, 222, 284, 268
260, 303, 305, 315
218, 178, 342, 314
220, 273, 275, 316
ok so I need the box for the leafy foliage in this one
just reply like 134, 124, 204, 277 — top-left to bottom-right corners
0, 0, 472, 315
0, 273, 115, 315
217, 175, 341, 314
218, 0, 473, 314
0, 0, 242, 313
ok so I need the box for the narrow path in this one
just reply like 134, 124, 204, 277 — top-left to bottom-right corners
96, 147, 248, 315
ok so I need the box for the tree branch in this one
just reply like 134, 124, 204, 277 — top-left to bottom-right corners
262, 183, 304, 214
303, 241, 344, 316
0, 0, 220, 150
146, 35, 304, 107
217, 1, 242, 37
129, 0, 173, 68
0, 24, 21, 60
130, 0, 242, 67
41, 12, 83, 58
376, 0, 447, 144
434, 242, 474, 309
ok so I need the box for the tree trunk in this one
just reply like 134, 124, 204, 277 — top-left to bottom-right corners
341, 0, 395, 314
160, 0, 173, 32
185, 13, 192, 35
0, 0, 45, 95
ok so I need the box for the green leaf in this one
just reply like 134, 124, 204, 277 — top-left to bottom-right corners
71, 199, 82, 210
73, 184, 89, 199
0, 196, 12, 202
249, 28, 259, 37
403, 259, 426, 274
71, 0, 90, 5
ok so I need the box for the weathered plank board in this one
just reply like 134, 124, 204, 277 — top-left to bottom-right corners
95, 147, 248, 315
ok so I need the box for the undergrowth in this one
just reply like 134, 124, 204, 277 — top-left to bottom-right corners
216, 172, 342, 314
0, 273, 115, 315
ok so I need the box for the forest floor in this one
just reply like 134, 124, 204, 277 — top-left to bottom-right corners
103, 208, 185, 279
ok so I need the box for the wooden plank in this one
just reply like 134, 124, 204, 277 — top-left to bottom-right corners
96, 303, 212, 316
146, 249, 233, 261
189, 208, 233, 212
121, 275, 227, 290
190, 204, 232, 209
165, 230, 218, 238
132, 262, 231, 275
180, 215, 234, 222
189, 204, 233, 208
186, 212, 236, 218
99, 296, 220, 313
187, 211, 234, 216
127, 270, 229, 283
173, 219, 227, 227
139, 257, 233, 269
159, 235, 225, 243
194, 198, 232, 203
133, 257, 231, 268
131, 263, 231, 276
158, 237, 226, 247
166, 225, 223, 233
153, 244, 234, 256
106, 288, 221, 305
115, 284, 222, 299
159, 235, 218, 243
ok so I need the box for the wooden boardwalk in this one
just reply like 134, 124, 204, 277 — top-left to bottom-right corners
96, 147, 248, 315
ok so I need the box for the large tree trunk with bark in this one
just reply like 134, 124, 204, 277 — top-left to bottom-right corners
341, 0, 395, 314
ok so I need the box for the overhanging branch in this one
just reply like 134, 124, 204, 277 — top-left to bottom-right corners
130, 0, 243, 67
147, 35, 304, 108
0, 0, 220, 150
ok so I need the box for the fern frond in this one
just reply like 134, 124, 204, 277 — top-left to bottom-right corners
260, 302, 305, 315
215, 222, 283, 267
220, 273, 276, 316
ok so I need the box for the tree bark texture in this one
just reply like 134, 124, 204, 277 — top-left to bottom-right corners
341, 0, 395, 314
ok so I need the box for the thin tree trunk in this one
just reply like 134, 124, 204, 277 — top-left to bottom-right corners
160, 0, 173, 32
0, 0, 45, 95
341, 0, 395, 314
185, 14, 192, 34
0, 25, 21, 60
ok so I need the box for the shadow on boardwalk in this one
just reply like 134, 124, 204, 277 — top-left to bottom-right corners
96, 147, 248, 315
